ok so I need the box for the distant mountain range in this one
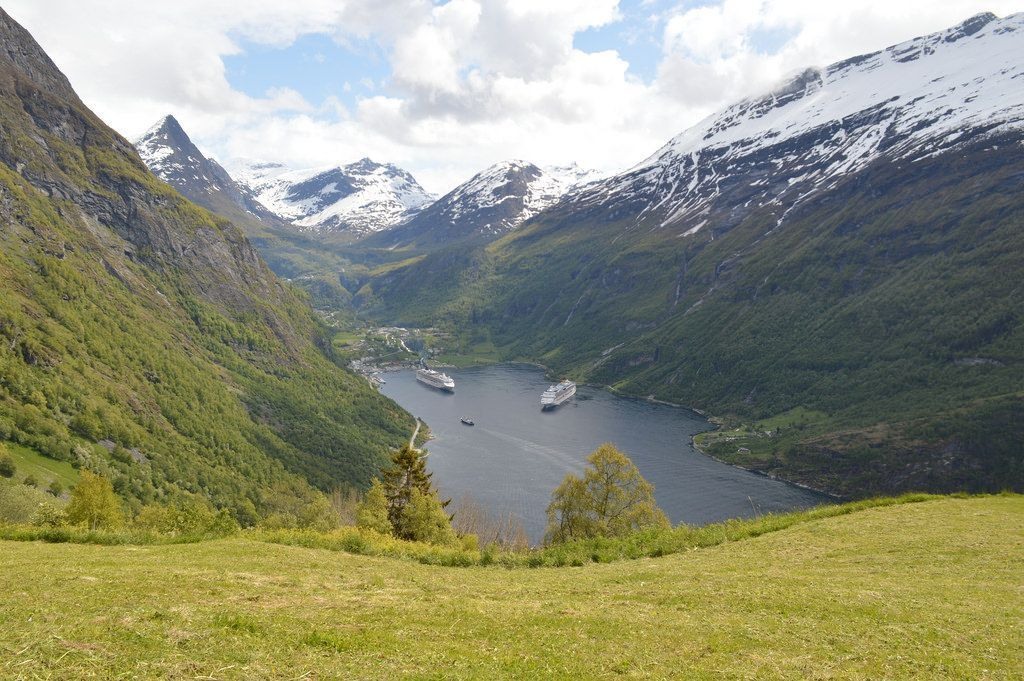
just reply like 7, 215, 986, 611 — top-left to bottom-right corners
358, 160, 603, 251
126, 12, 1023, 498
229, 158, 434, 238
354, 12, 1024, 497
137, 122, 599, 248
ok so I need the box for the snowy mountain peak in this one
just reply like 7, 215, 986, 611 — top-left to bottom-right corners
440, 159, 600, 235
136, 114, 196, 174
230, 157, 434, 237
142, 114, 181, 139
362, 158, 602, 248
135, 114, 283, 227
661, 11, 1021, 162
579, 12, 1024, 237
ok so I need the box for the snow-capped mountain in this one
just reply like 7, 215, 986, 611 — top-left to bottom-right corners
361, 160, 601, 249
231, 158, 434, 238
564, 12, 1024, 238
439, 160, 602, 235
136, 115, 283, 227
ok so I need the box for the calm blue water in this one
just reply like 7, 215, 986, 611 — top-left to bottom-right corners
380, 364, 830, 543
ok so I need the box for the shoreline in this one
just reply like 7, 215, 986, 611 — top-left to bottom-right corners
690, 436, 844, 501
380, 356, 840, 500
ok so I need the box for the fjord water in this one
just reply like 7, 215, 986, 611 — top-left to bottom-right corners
381, 364, 830, 542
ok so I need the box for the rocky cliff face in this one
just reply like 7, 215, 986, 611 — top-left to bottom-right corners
0, 24, 282, 316
136, 115, 284, 229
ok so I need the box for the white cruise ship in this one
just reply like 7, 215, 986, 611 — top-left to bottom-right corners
541, 380, 576, 410
416, 367, 455, 392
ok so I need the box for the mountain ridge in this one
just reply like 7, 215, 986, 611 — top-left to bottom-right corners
355, 159, 602, 253
554, 11, 1024, 242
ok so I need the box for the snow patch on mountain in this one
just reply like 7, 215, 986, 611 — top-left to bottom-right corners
573, 12, 1024, 236
230, 158, 434, 237
442, 160, 603, 235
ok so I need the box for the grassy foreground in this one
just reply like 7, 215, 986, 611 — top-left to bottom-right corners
1, 496, 1022, 678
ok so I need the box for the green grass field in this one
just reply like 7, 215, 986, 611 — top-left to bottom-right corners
1, 495, 1021, 678
3, 442, 79, 489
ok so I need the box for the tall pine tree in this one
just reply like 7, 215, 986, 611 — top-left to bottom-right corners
380, 445, 450, 539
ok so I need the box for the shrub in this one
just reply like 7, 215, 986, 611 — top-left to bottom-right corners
297, 495, 340, 533
260, 512, 299, 530
0, 480, 51, 524
31, 502, 67, 528
22, 474, 39, 488
0, 450, 15, 478
134, 499, 238, 538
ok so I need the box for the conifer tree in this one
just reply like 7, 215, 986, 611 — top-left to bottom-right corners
380, 445, 451, 541
356, 478, 392, 534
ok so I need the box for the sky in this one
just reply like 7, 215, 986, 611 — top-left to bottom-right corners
6, 1, 1022, 194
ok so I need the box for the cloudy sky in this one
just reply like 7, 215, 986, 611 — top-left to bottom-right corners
6, 0, 1022, 193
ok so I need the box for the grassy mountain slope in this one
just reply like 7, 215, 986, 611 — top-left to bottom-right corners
357, 130, 1024, 496
1, 495, 1020, 677
0, 9, 409, 518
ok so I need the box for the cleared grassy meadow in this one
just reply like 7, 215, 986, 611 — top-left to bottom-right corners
1, 495, 1021, 679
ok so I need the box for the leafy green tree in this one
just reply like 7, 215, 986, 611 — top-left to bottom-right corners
381, 444, 450, 537
356, 478, 392, 534
545, 443, 669, 545
297, 495, 340, 532
401, 488, 457, 546
66, 470, 124, 531
47, 480, 64, 497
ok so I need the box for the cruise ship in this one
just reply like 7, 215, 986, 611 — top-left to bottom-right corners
541, 380, 576, 410
416, 367, 455, 392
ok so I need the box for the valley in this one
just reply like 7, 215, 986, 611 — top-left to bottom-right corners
131, 14, 1024, 500
0, 5, 1021, 677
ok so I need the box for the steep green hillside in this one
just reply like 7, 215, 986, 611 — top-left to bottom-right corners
0, 9, 409, 519
357, 134, 1024, 496
1, 495, 1020, 677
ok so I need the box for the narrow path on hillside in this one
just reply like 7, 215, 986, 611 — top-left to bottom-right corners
409, 419, 426, 456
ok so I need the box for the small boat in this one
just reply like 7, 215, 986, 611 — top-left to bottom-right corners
460, 417, 475, 426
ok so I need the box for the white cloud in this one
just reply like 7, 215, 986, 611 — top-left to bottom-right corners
3, 0, 1020, 194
